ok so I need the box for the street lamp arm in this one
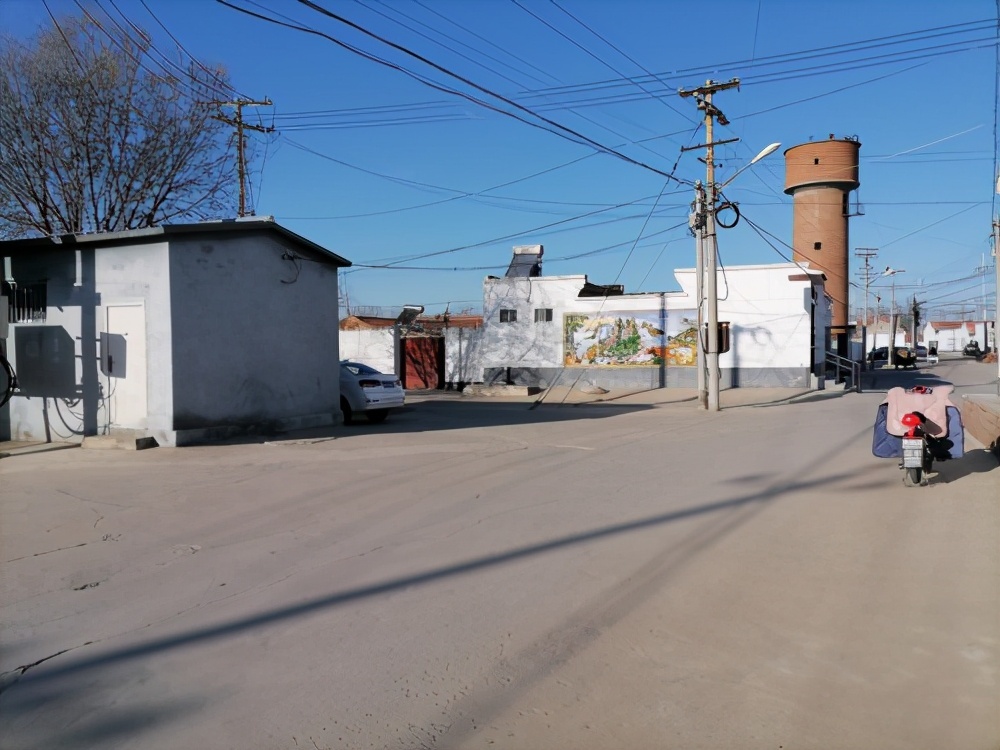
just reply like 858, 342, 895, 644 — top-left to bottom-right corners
718, 142, 782, 190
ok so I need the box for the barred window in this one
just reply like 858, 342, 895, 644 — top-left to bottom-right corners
499, 309, 517, 323
3, 282, 47, 323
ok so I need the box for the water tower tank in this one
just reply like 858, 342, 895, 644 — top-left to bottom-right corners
784, 136, 861, 333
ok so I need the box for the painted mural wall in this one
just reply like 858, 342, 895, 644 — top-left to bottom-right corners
472, 263, 825, 390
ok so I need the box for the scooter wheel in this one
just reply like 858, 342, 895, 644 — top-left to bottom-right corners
903, 467, 923, 487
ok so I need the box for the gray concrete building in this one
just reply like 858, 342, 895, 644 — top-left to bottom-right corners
1, 218, 349, 446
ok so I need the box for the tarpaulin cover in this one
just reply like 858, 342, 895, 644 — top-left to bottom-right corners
872, 403, 965, 459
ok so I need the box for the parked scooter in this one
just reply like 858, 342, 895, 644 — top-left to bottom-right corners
872, 385, 964, 486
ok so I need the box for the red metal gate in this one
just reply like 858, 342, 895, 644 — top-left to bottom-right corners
401, 336, 444, 390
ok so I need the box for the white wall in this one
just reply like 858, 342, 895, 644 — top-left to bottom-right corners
472, 263, 823, 389
339, 329, 395, 375
445, 327, 484, 384
673, 264, 822, 371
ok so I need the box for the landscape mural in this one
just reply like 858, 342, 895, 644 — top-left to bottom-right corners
663, 310, 699, 367
563, 311, 666, 366
562, 309, 701, 367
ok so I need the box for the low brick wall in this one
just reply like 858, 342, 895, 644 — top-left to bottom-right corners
961, 395, 1000, 458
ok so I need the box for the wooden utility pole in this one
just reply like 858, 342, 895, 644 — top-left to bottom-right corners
679, 78, 740, 411
210, 98, 274, 217
993, 219, 999, 372
855, 247, 878, 354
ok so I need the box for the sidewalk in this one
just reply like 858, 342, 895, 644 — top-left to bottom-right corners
0, 440, 78, 458
407, 383, 842, 409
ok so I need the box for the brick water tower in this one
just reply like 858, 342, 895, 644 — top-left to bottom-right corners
784, 135, 861, 352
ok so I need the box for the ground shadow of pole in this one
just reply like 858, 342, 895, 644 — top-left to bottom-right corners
2, 422, 871, 696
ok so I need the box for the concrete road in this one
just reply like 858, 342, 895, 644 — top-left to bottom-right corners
1, 359, 997, 750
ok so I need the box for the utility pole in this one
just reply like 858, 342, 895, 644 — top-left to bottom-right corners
679, 78, 740, 412
884, 267, 905, 347
690, 184, 707, 407
210, 97, 275, 217
855, 248, 878, 327
338, 270, 352, 317
855, 247, 878, 353
993, 218, 999, 375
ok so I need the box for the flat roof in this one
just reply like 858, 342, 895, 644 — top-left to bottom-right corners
0, 217, 351, 267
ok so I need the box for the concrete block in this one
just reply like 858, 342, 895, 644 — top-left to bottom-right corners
961, 395, 1000, 458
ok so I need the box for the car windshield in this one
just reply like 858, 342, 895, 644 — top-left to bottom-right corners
342, 362, 381, 376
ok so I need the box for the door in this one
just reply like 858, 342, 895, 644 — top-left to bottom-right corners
105, 304, 147, 427
401, 336, 444, 390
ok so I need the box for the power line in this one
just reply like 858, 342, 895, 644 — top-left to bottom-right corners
511, 0, 689, 121
137, 0, 251, 100
285, 0, 688, 182
516, 19, 995, 101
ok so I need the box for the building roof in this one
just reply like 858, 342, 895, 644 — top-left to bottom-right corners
340, 313, 482, 332
0, 217, 351, 267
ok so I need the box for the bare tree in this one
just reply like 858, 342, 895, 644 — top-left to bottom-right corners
0, 15, 237, 238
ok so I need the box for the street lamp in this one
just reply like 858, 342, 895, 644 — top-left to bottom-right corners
701, 142, 782, 411
883, 267, 905, 347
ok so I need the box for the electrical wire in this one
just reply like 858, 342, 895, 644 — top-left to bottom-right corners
517, 19, 995, 100
880, 202, 988, 248
511, 0, 691, 121
216, 0, 617, 159
352, 194, 682, 269
77, 0, 226, 102
994, 0, 1000, 221
285, 0, 687, 181
355, 0, 526, 90
412, 0, 554, 85
261, 19, 995, 132
280, 136, 608, 218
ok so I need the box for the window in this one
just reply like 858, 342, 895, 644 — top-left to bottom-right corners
813, 158, 820, 165
3, 281, 47, 323
499, 309, 517, 323
534, 308, 553, 323
813, 242, 822, 251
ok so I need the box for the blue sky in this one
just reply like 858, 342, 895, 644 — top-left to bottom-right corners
3, 0, 998, 321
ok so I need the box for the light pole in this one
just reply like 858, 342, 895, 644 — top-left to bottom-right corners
704, 142, 782, 411
883, 267, 905, 347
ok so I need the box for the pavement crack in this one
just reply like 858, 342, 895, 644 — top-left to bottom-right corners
0, 642, 94, 695
5, 542, 87, 563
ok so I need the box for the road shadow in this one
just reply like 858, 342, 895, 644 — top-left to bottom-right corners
0, 452, 857, 748
861, 366, 952, 393
931, 446, 999, 483
209, 397, 655, 446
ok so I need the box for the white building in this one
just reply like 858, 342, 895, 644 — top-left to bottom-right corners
456, 245, 829, 391
1, 218, 349, 446
922, 320, 994, 353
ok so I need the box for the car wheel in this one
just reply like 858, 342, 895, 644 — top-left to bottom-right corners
340, 397, 355, 425
367, 409, 388, 424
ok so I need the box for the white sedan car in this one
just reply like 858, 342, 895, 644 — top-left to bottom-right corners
339, 361, 405, 424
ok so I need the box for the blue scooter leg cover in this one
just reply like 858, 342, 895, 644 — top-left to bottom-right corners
872, 403, 964, 459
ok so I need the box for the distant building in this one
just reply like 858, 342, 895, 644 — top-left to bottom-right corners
923, 320, 994, 353
460, 245, 829, 390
